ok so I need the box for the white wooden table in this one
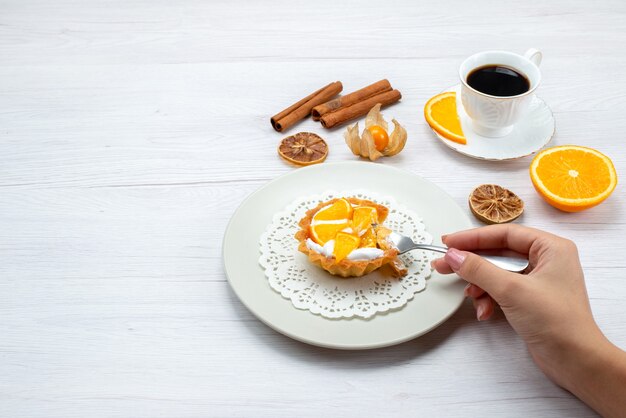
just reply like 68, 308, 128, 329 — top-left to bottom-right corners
1, 1, 625, 416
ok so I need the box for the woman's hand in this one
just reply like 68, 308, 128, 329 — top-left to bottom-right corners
432, 224, 626, 417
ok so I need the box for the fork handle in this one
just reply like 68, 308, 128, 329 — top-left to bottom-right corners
411, 244, 448, 254
410, 244, 529, 273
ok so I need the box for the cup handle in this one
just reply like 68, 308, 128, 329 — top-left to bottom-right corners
524, 48, 542, 67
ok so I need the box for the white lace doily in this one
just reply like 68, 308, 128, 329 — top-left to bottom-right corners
258, 190, 435, 319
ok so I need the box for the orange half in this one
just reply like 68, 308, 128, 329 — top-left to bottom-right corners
424, 92, 467, 145
530, 145, 617, 212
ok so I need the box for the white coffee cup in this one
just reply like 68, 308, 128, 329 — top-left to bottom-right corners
459, 49, 542, 137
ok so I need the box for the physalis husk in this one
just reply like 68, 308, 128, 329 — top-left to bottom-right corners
344, 104, 407, 161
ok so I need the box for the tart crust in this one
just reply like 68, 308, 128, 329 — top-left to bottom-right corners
294, 197, 407, 278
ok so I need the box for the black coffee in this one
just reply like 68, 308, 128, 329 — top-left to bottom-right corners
467, 65, 530, 97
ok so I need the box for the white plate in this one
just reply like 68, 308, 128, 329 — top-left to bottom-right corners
432, 84, 555, 161
222, 162, 472, 350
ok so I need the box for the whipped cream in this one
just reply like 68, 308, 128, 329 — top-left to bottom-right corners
305, 238, 383, 261
346, 248, 384, 260
305, 238, 335, 257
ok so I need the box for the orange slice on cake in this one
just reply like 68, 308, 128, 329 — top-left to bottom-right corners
333, 232, 360, 262
351, 206, 379, 234
359, 228, 377, 248
309, 222, 349, 245
530, 145, 617, 212
312, 198, 353, 221
309, 198, 352, 245
424, 92, 467, 145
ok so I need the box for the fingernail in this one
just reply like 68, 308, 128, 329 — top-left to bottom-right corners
441, 234, 448, 243
476, 305, 486, 321
445, 248, 465, 271
430, 260, 436, 268
463, 283, 471, 297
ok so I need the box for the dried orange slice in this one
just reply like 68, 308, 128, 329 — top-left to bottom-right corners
351, 206, 379, 234
469, 184, 524, 224
278, 132, 328, 166
424, 92, 467, 145
530, 145, 617, 212
333, 232, 360, 262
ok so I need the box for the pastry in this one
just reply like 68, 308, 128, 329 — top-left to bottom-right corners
294, 197, 407, 278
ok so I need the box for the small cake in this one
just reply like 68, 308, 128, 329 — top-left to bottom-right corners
294, 197, 407, 278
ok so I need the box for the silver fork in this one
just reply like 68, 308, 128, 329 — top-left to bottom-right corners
387, 231, 529, 273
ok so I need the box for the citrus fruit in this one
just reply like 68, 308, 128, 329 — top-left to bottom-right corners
424, 92, 467, 145
309, 198, 353, 245
333, 232, 360, 262
360, 227, 377, 248
278, 132, 328, 166
312, 198, 352, 222
530, 145, 617, 212
469, 184, 524, 224
351, 206, 379, 234
309, 222, 349, 245
367, 125, 389, 152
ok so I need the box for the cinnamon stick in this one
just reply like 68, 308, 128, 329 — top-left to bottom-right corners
320, 89, 402, 129
311, 79, 392, 121
271, 81, 343, 132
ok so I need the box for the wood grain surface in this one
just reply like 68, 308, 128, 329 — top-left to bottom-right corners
1, 0, 625, 416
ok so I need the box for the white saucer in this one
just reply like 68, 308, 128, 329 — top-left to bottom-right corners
431, 84, 555, 161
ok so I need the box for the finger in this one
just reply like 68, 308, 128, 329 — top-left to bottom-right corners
445, 248, 518, 301
436, 260, 500, 300
473, 294, 496, 321
431, 257, 454, 274
442, 224, 556, 255
466, 283, 485, 299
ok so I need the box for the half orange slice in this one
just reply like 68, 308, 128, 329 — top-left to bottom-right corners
424, 92, 467, 145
